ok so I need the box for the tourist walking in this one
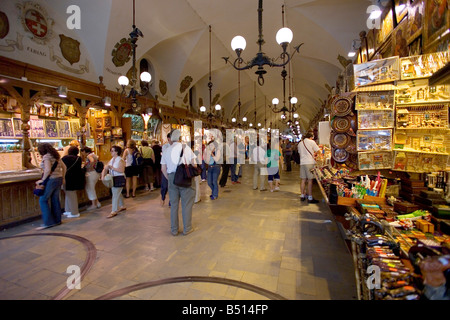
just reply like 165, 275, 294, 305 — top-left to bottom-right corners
152, 140, 163, 188
140, 140, 155, 191
206, 140, 221, 200
161, 129, 197, 236
62, 146, 84, 218
266, 143, 281, 192
80, 146, 101, 210
283, 139, 293, 172
35, 143, 66, 230
102, 145, 126, 218
251, 141, 267, 191
298, 132, 320, 203
160, 133, 172, 206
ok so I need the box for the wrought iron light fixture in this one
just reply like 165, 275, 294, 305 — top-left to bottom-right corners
201, 26, 222, 121
117, 0, 151, 108
223, 1, 303, 86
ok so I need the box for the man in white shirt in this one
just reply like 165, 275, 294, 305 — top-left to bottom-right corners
250, 141, 267, 191
298, 132, 320, 203
161, 129, 197, 236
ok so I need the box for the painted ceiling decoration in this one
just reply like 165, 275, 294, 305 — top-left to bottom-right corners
0, 0, 375, 128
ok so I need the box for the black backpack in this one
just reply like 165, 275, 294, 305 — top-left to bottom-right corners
132, 150, 144, 166
94, 161, 104, 173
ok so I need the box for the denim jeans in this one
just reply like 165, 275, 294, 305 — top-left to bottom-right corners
207, 164, 220, 198
111, 186, 124, 212
161, 174, 168, 201
231, 158, 239, 182
39, 177, 63, 227
201, 160, 207, 180
168, 173, 195, 234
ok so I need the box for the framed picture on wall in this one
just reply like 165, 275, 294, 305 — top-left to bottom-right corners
30, 118, 45, 138
13, 118, 23, 137
408, 36, 422, 56
45, 120, 58, 138
58, 120, 71, 138
366, 29, 375, 60
0, 118, 14, 137
407, 0, 425, 44
393, 18, 409, 58
394, 0, 409, 24
103, 116, 112, 129
424, 0, 449, 50
95, 117, 103, 130
95, 131, 104, 145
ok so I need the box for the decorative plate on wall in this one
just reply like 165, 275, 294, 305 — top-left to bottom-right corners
331, 116, 352, 133
332, 97, 353, 117
331, 132, 350, 149
332, 148, 349, 163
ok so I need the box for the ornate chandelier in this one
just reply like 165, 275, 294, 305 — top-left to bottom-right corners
117, 0, 151, 109
223, 1, 303, 86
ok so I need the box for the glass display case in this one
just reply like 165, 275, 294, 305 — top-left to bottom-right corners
358, 151, 394, 170
354, 56, 400, 87
393, 150, 448, 172
357, 110, 394, 129
395, 80, 450, 105
357, 129, 393, 152
396, 103, 449, 129
400, 51, 450, 80
355, 91, 395, 110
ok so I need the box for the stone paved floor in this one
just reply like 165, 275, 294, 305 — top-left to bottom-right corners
0, 164, 357, 300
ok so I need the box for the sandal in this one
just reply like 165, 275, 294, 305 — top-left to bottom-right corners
107, 211, 118, 219
118, 207, 126, 212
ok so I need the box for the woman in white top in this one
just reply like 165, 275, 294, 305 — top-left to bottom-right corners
102, 145, 126, 218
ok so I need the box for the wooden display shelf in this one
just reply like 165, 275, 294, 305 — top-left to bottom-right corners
337, 195, 386, 207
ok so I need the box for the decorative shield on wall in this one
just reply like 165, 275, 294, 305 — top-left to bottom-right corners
59, 34, 81, 65
0, 11, 9, 39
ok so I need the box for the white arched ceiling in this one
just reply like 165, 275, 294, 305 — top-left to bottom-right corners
1, 0, 371, 129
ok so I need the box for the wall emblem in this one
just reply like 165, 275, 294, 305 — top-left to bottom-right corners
17, 2, 54, 45
180, 76, 193, 93
112, 38, 132, 67
0, 11, 9, 39
159, 80, 167, 96
59, 34, 81, 65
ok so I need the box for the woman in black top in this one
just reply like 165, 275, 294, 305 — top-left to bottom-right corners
62, 146, 85, 218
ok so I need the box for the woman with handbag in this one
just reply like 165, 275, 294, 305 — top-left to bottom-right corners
101, 145, 126, 218
62, 146, 85, 218
35, 143, 67, 230
140, 140, 155, 191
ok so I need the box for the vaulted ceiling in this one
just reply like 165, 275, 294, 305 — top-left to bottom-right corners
0, 0, 374, 131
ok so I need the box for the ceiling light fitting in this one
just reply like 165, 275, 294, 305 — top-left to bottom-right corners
223, 1, 303, 86
201, 26, 222, 121
117, 0, 151, 108
57, 86, 67, 98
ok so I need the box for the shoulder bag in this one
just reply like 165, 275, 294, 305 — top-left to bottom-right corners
33, 160, 59, 197
174, 145, 201, 187
111, 157, 126, 188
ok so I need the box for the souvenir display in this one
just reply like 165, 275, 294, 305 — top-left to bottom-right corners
358, 151, 394, 170
394, 130, 448, 154
331, 96, 354, 116
393, 151, 448, 172
396, 79, 450, 104
396, 104, 449, 129
354, 56, 400, 87
30, 118, 45, 138
331, 132, 350, 149
400, 52, 450, 80
0, 118, 14, 137
332, 148, 349, 163
355, 91, 395, 110
358, 110, 394, 129
357, 129, 393, 152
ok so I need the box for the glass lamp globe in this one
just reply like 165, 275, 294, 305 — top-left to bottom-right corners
272, 98, 279, 105
200, 106, 206, 112
232, 118, 236, 123
140, 71, 151, 83
276, 27, 293, 45
257, 123, 261, 127
293, 113, 299, 119
118, 76, 129, 86
242, 117, 247, 122
231, 36, 246, 51
215, 104, 221, 111
290, 97, 298, 105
